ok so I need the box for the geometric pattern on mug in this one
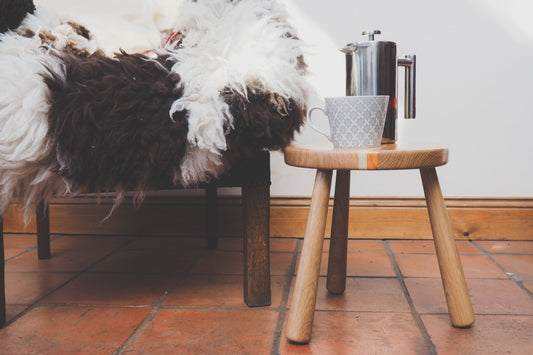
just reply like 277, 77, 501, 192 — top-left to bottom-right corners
328, 96, 389, 148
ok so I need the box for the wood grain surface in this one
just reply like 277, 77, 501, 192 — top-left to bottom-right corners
3, 197, 532, 240
284, 143, 448, 170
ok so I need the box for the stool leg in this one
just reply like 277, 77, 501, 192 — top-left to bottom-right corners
286, 169, 333, 344
420, 168, 475, 328
327, 170, 350, 294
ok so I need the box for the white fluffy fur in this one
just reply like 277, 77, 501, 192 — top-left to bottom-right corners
0, 5, 97, 219
35, 0, 182, 54
0, 34, 64, 219
164, 0, 309, 186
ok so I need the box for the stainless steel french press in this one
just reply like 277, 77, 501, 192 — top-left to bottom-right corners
342, 30, 416, 143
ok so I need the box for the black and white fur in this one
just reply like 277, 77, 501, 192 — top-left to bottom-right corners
0, 0, 309, 220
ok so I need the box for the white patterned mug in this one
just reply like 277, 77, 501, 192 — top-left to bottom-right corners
307, 96, 389, 148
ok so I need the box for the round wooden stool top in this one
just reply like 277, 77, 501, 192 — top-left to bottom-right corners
284, 142, 448, 170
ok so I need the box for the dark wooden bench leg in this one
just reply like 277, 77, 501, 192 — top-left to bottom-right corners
1, 215, 6, 326
36, 201, 51, 260
242, 184, 271, 307
206, 186, 218, 249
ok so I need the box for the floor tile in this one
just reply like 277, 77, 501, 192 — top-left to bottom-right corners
200, 237, 299, 252
270, 238, 299, 252
0, 306, 150, 354
388, 240, 482, 255
50, 235, 132, 250
191, 251, 243, 274
523, 281, 533, 294
313, 277, 410, 312
280, 311, 429, 355
40, 273, 176, 306
123, 309, 278, 354
405, 278, 533, 315
216, 237, 245, 251
2, 237, 532, 354
192, 251, 293, 276
89, 250, 202, 274
4, 305, 27, 323
302, 239, 387, 254
296, 250, 396, 277
475, 241, 533, 254
270, 252, 296, 276
321, 250, 396, 277
3, 234, 37, 249
322, 239, 389, 253
126, 236, 207, 250
423, 314, 533, 355
5, 272, 74, 305
123, 237, 298, 253
343, 250, 396, 277
162, 274, 285, 308
5, 249, 110, 273
4, 248, 28, 260
491, 255, 533, 281
3, 234, 38, 260
395, 254, 508, 278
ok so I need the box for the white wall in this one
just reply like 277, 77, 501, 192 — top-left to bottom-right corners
38, 0, 533, 198
273, 0, 533, 198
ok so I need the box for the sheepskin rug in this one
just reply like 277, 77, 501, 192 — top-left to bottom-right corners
0, 0, 309, 219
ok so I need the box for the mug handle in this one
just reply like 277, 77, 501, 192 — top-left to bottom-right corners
306, 106, 332, 141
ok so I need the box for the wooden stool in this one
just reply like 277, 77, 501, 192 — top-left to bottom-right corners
284, 143, 475, 344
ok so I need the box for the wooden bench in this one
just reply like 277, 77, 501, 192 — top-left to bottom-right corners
0, 151, 272, 327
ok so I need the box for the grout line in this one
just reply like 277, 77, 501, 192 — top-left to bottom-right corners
471, 241, 533, 300
383, 240, 438, 355
270, 238, 301, 355
4, 233, 128, 263
5, 236, 532, 353
113, 247, 207, 355
2, 235, 137, 328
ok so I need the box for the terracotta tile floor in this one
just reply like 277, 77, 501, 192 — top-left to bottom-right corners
2, 235, 533, 354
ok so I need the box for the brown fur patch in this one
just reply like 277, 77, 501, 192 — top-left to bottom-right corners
67, 21, 91, 39
222, 86, 305, 166
38, 30, 58, 45
44, 51, 188, 194
16, 26, 35, 38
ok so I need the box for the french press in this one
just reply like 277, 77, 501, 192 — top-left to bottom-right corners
342, 30, 416, 143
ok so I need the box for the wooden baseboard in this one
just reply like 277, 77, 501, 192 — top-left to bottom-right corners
2, 196, 533, 240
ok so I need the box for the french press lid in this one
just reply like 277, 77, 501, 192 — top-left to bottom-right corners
342, 30, 396, 54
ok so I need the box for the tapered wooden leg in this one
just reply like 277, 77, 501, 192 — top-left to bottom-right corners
287, 169, 333, 344
420, 168, 475, 328
242, 184, 271, 307
206, 186, 218, 250
327, 170, 351, 294
1, 216, 6, 326
36, 201, 51, 260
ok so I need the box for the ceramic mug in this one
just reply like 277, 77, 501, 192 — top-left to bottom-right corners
307, 96, 389, 148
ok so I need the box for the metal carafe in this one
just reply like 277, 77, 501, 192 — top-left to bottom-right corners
342, 30, 416, 143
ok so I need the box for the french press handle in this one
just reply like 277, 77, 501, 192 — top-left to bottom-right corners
398, 55, 416, 118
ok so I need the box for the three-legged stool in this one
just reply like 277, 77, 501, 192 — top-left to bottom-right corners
284, 143, 475, 344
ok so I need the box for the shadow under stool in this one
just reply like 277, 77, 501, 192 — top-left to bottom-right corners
283, 143, 475, 344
